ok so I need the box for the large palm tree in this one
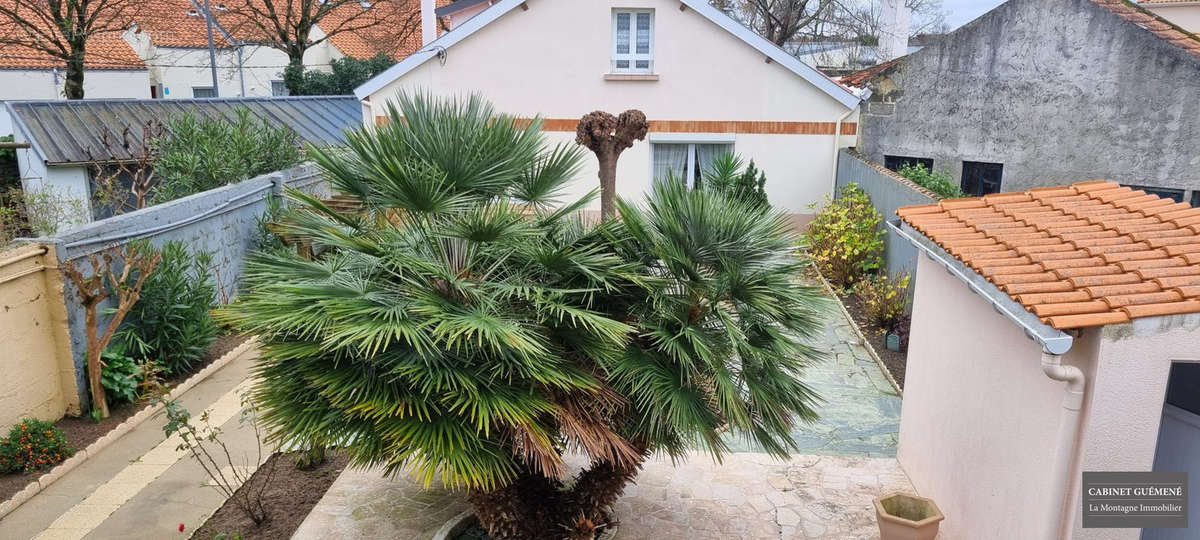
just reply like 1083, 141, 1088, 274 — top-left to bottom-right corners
223, 93, 828, 540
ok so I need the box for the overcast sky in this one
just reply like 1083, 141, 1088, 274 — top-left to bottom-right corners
943, 0, 1006, 29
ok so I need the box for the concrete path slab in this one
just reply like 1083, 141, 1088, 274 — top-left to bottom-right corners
0, 347, 260, 540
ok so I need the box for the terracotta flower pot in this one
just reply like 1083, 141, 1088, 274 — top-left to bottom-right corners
874, 492, 944, 540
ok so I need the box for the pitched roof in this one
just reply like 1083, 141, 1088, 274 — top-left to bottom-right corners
0, 0, 145, 70
1092, 0, 1200, 58
353, 0, 865, 108
897, 181, 1200, 330
7, 96, 360, 165
838, 57, 902, 88
319, 0, 447, 59
131, 0, 234, 48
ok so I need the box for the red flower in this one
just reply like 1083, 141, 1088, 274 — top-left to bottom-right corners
178, 523, 185, 532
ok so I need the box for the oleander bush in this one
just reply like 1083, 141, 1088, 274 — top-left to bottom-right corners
117, 241, 219, 376
0, 418, 73, 473
805, 184, 885, 288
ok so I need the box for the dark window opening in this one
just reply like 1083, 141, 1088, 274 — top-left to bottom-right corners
1191, 191, 1200, 208
1165, 363, 1200, 416
1122, 184, 1184, 203
884, 155, 933, 173
961, 161, 1003, 197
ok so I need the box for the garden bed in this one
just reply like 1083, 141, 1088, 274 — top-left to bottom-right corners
835, 290, 908, 389
0, 332, 249, 503
191, 451, 349, 540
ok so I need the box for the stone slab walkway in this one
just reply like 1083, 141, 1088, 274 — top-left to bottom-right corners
293, 452, 916, 540
724, 304, 902, 457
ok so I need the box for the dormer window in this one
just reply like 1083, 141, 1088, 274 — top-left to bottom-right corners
186, 8, 200, 16
612, 9, 653, 73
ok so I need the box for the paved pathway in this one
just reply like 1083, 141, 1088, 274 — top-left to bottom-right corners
0, 346, 262, 540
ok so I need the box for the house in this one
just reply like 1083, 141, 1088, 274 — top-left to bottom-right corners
784, 39, 926, 77
7, 96, 362, 232
0, 28, 150, 134
1139, 0, 1200, 32
123, 0, 435, 99
893, 180, 1200, 540
354, 0, 869, 223
844, 0, 1200, 203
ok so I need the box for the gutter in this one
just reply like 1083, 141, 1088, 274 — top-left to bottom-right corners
830, 106, 856, 196
889, 219, 1086, 540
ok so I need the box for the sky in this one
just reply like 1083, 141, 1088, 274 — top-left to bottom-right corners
943, 0, 1006, 29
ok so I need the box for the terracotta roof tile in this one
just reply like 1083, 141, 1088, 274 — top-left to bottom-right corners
1090, 0, 1200, 61
0, 0, 145, 70
898, 180, 1200, 329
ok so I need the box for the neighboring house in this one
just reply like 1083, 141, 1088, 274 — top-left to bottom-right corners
785, 40, 924, 76
894, 180, 1200, 540
356, 0, 868, 223
1139, 0, 1200, 32
123, 0, 434, 99
0, 32, 150, 134
844, 0, 1200, 203
6, 96, 361, 231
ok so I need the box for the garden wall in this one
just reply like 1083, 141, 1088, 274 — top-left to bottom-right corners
0, 244, 77, 427
835, 148, 938, 278
44, 164, 328, 410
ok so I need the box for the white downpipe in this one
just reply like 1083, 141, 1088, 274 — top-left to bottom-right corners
1041, 351, 1086, 540
830, 106, 856, 196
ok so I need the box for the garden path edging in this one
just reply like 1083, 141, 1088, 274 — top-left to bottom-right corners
812, 270, 903, 397
0, 337, 258, 520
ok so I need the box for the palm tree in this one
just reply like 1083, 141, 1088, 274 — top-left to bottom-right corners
223, 93, 828, 540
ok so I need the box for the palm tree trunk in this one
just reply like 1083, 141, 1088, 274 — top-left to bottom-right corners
469, 469, 564, 540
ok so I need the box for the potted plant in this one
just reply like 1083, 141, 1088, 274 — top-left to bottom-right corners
874, 492, 944, 540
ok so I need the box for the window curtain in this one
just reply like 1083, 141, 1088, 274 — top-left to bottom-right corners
694, 144, 733, 186
652, 144, 689, 184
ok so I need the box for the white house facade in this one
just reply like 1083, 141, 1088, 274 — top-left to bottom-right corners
356, 0, 867, 222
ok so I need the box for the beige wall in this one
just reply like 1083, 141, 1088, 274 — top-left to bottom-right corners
366, 0, 858, 215
899, 251, 1101, 540
0, 244, 78, 427
1142, 3, 1200, 33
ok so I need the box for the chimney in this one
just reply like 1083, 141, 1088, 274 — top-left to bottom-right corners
879, 0, 910, 62
421, 0, 436, 46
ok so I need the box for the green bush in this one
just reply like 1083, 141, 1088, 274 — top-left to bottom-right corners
0, 418, 73, 473
153, 108, 302, 203
286, 53, 396, 96
701, 152, 769, 208
805, 184, 884, 288
855, 272, 911, 331
118, 242, 219, 376
896, 163, 963, 199
101, 341, 143, 405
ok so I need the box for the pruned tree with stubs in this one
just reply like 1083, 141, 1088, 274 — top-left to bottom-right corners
574, 110, 649, 221
63, 243, 161, 418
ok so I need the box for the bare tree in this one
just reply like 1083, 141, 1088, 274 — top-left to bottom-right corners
716, 0, 835, 46
0, 0, 142, 99
824, 0, 948, 45
575, 110, 649, 221
220, 0, 422, 95
87, 121, 165, 216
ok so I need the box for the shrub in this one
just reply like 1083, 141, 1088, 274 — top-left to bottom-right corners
701, 152, 769, 208
0, 418, 73, 473
805, 184, 884, 288
897, 163, 963, 199
855, 272, 912, 331
153, 108, 302, 203
101, 341, 143, 405
222, 93, 827, 540
286, 53, 396, 96
118, 242, 219, 376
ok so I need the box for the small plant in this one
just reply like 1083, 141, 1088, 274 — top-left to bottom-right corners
701, 152, 769, 208
897, 163, 963, 199
855, 272, 912, 331
23, 185, 87, 237
805, 184, 885, 288
100, 341, 143, 405
118, 242, 219, 376
0, 418, 74, 473
159, 393, 277, 526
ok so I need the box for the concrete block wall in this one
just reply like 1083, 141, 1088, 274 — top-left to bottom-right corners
45, 164, 327, 410
834, 148, 937, 279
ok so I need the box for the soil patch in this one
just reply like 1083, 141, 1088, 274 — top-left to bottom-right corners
191, 451, 350, 540
835, 291, 907, 389
0, 333, 250, 503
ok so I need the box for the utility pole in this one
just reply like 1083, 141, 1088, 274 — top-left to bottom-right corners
203, 0, 220, 97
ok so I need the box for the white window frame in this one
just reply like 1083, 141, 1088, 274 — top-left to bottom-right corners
192, 86, 216, 98
611, 9, 654, 74
649, 134, 736, 189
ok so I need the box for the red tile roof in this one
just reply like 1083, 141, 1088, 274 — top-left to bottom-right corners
898, 181, 1200, 330
0, 0, 145, 70
838, 57, 902, 88
1093, 0, 1200, 58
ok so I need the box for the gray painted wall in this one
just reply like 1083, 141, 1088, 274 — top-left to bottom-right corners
835, 149, 937, 278
858, 0, 1200, 199
44, 164, 327, 408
